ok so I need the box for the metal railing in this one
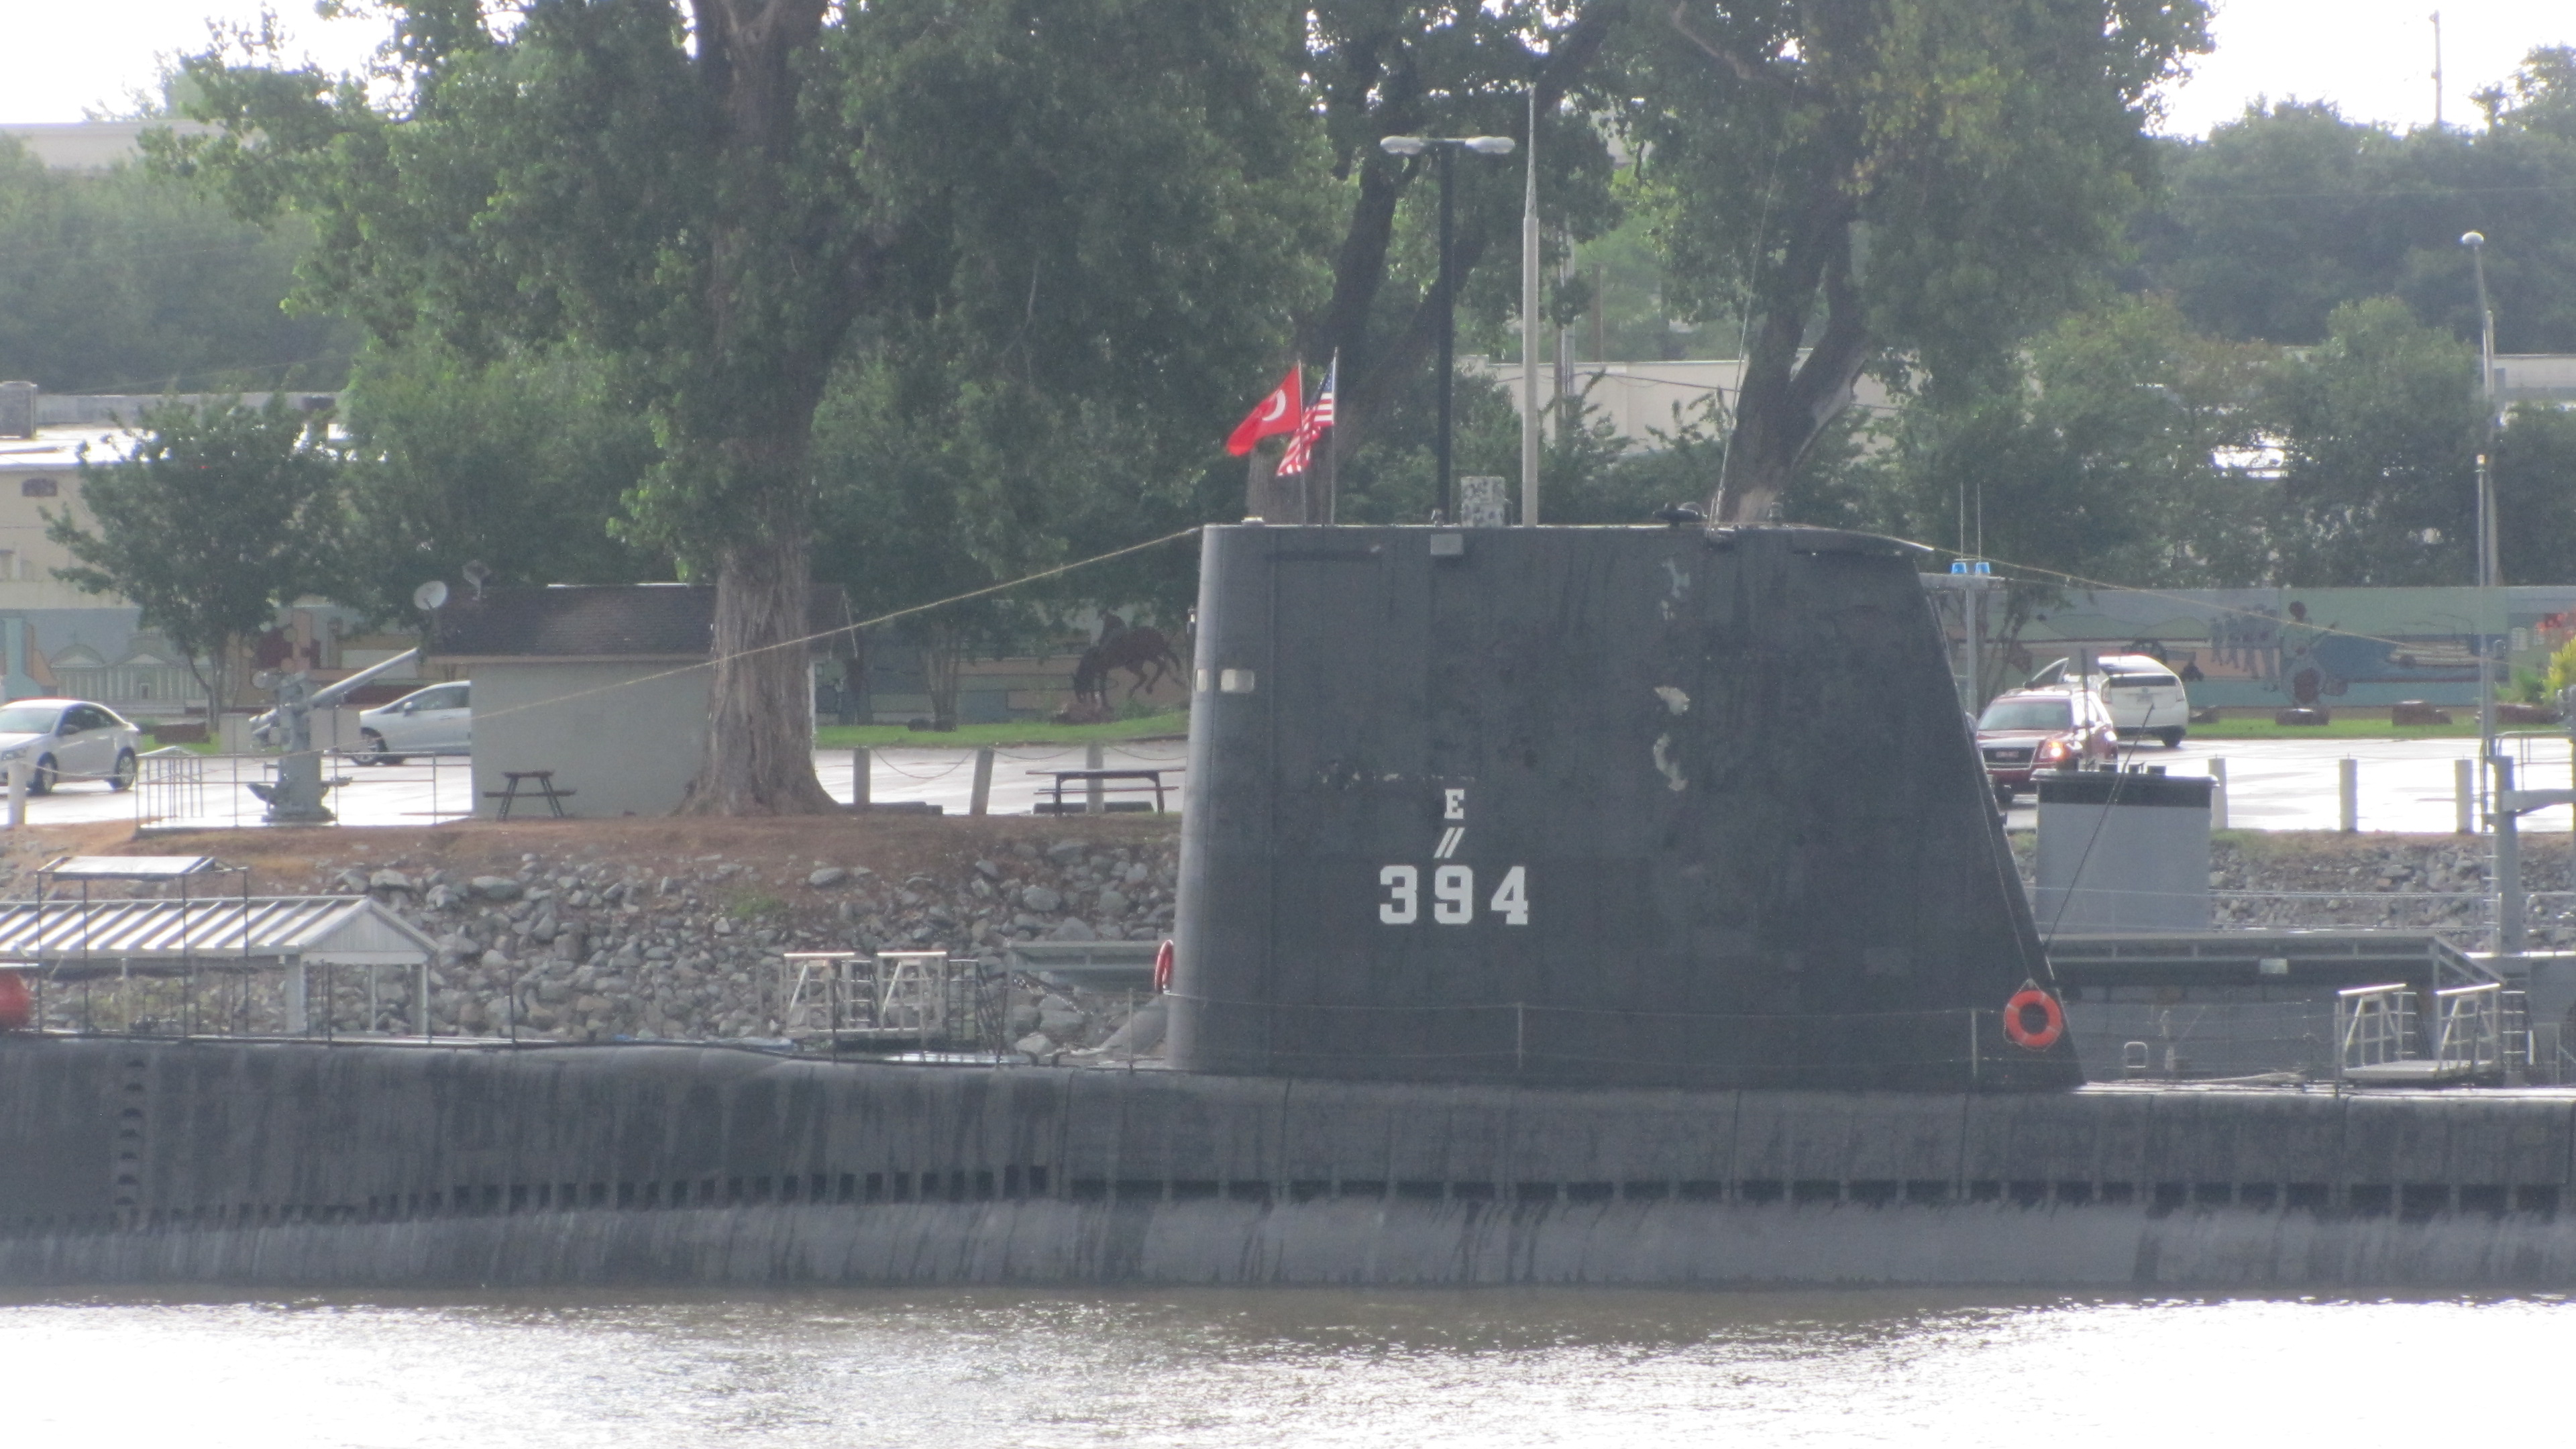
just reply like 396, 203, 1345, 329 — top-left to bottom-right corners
133, 749, 473, 830
777, 949, 1008, 1058
2433, 982, 2506, 1075
2336, 984, 2415, 1074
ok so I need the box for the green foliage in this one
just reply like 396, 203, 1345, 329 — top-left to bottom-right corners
1624, 0, 2210, 512
812, 0, 1332, 706
2496, 402, 2576, 586
47, 396, 341, 709
329, 340, 667, 621
2541, 635, 2576, 698
2140, 60, 2576, 352
2265, 299, 2482, 586
0, 136, 351, 392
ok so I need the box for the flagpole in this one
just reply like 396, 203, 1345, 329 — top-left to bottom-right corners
1520, 84, 1542, 527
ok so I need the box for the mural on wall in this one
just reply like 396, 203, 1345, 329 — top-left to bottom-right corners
1966, 586, 2576, 708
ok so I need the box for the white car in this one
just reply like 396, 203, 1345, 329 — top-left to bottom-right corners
0, 698, 144, 793
354, 681, 472, 764
2027, 654, 2190, 747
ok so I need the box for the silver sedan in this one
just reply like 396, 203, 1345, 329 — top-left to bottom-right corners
0, 698, 144, 792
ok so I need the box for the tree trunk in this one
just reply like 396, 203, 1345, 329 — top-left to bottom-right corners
681, 511, 839, 814
1711, 200, 1870, 523
923, 619, 964, 733
674, 0, 851, 814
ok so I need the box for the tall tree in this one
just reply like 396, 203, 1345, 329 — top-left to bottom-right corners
1629, 0, 2208, 522
163, 1, 1324, 808
161, 1, 881, 813
47, 396, 340, 713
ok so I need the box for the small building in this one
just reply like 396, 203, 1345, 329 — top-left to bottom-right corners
428, 584, 847, 818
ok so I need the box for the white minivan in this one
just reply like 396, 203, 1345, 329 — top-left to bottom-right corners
354, 681, 472, 763
2026, 655, 2190, 747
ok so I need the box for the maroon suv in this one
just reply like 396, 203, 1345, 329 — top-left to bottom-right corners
1975, 688, 2118, 806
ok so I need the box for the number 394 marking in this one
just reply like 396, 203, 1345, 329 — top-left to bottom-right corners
1379, 864, 1527, 926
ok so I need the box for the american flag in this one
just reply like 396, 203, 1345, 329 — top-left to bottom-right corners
1276, 354, 1336, 476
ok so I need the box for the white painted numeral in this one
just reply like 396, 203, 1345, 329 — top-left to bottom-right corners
1379, 865, 1418, 924
1379, 863, 1529, 925
1432, 865, 1474, 924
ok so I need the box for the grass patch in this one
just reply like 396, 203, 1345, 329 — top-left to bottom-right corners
724, 891, 787, 920
816, 710, 1188, 749
2182, 717, 2560, 741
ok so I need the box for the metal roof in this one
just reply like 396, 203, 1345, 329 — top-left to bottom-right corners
429, 584, 851, 662
0, 895, 437, 975
41, 855, 233, 880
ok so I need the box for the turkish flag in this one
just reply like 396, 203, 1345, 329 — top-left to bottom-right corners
1225, 366, 1303, 455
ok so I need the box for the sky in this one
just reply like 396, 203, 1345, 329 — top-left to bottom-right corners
1, 0, 2571, 137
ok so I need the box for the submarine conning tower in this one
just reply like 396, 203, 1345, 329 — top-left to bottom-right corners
1169, 523, 2078, 1091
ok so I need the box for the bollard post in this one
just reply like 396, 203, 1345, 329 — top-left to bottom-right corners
2206, 757, 2227, 830
851, 747, 871, 812
970, 747, 995, 816
2496, 755, 2525, 955
1085, 741, 1105, 814
2338, 757, 2358, 833
2456, 757, 2477, 835
5, 757, 23, 828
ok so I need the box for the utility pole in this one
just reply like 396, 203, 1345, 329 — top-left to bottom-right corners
1520, 85, 1542, 527
2432, 12, 2445, 129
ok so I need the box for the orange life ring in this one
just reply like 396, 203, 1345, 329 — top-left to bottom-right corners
2002, 987, 2063, 1051
1153, 938, 1175, 994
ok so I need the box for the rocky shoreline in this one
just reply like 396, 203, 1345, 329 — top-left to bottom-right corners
7, 822, 1179, 1053
15, 819, 2576, 1048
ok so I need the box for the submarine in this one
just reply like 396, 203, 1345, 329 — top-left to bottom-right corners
3, 524, 2573, 1289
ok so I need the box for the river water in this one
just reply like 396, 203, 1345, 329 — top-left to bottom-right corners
3, 1289, 2565, 1445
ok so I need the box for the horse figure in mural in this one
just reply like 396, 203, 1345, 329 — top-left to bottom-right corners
1072, 614, 1184, 708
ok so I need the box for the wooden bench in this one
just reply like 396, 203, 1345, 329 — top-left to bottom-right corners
484, 769, 576, 819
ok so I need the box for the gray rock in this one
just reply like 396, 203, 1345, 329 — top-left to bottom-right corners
369, 869, 414, 892
480, 948, 513, 969
1049, 917, 1099, 942
1007, 1003, 1041, 1034
1020, 885, 1064, 914
975, 859, 1003, 881
423, 883, 458, 910
808, 867, 849, 889
1096, 888, 1131, 916
1047, 840, 1088, 863
1013, 1031, 1055, 1059
470, 876, 523, 902
1038, 1005, 1087, 1038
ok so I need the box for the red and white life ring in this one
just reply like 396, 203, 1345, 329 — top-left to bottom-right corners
1153, 939, 1175, 994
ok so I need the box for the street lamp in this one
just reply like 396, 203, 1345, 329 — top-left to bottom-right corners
2463, 229, 2520, 951
2464, 231, 2500, 778
1380, 131, 1517, 522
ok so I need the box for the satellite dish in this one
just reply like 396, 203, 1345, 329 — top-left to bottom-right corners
413, 580, 449, 612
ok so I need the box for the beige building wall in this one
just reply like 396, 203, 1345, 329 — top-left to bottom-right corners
466, 659, 712, 818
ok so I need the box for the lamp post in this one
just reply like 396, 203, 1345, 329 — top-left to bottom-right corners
1521, 88, 1542, 527
2465, 231, 2500, 787
1380, 131, 1517, 522
2464, 229, 2522, 951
